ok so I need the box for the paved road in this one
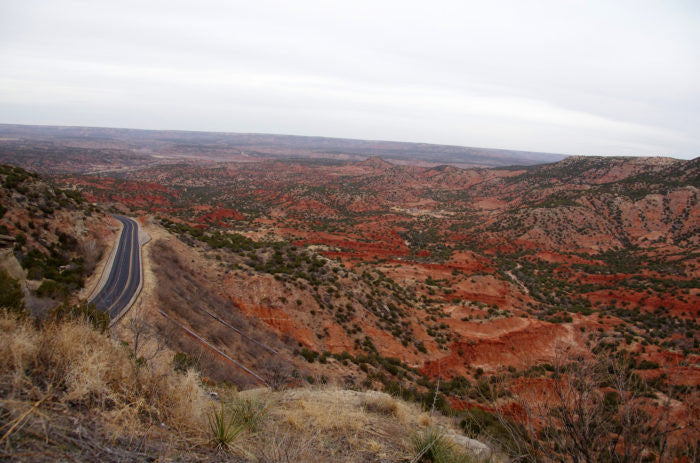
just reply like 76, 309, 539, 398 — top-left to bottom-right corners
90, 215, 141, 319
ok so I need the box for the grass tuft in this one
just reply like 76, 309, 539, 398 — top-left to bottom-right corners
362, 394, 399, 416
0, 310, 209, 455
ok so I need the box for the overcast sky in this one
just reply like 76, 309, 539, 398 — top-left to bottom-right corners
1, 1, 698, 158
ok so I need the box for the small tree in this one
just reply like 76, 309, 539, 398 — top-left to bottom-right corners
465, 345, 696, 462
262, 358, 293, 391
125, 314, 167, 367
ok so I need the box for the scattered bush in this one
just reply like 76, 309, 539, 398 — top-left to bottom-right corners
362, 394, 399, 416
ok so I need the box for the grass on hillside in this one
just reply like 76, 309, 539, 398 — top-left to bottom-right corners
0, 309, 485, 462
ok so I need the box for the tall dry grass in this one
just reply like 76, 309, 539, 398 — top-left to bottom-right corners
0, 311, 208, 459
244, 387, 435, 462
0, 310, 487, 462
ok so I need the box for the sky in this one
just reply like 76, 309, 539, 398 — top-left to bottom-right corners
0, 0, 698, 158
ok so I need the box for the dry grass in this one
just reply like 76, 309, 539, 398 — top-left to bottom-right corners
149, 239, 286, 386
0, 311, 210, 460
362, 392, 400, 417
0, 311, 484, 462
237, 387, 438, 462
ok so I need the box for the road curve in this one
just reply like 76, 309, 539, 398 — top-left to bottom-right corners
89, 215, 142, 319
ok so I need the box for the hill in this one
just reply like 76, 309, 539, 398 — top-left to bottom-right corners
0, 164, 119, 314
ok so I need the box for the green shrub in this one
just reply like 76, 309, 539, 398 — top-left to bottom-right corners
636, 360, 660, 370
14, 233, 26, 246
461, 407, 525, 455
36, 279, 69, 299
299, 347, 319, 363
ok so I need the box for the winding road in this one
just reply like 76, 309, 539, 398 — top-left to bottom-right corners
89, 215, 142, 319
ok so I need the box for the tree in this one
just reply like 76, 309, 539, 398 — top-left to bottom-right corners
262, 358, 293, 391
464, 345, 697, 462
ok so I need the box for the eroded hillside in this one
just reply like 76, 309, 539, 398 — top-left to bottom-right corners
2, 153, 698, 460
0, 165, 117, 314
51, 156, 698, 399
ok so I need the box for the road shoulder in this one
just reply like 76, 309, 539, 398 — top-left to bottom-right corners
85, 216, 123, 302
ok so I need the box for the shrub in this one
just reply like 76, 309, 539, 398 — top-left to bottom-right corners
48, 301, 109, 332
36, 279, 69, 299
0, 312, 208, 441
461, 407, 524, 455
0, 269, 26, 316
173, 352, 200, 374
636, 359, 660, 370
362, 394, 399, 416
299, 347, 319, 363
14, 233, 26, 246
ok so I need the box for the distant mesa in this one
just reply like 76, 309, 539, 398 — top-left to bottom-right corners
0, 124, 569, 169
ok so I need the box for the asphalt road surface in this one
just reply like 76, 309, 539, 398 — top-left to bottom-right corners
90, 215, 141, 319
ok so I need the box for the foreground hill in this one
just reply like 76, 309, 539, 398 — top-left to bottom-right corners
1, 311, 492, 462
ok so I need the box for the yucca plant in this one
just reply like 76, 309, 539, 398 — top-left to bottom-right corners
411, 427, 474, 463
208, 401, 245, 450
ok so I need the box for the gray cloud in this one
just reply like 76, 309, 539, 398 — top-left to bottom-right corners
0, 0, 698, 158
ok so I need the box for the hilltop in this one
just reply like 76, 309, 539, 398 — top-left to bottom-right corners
1, 310, 491, 462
